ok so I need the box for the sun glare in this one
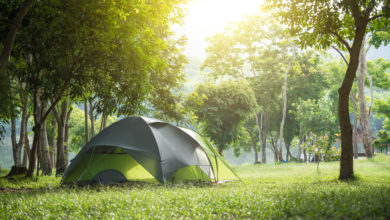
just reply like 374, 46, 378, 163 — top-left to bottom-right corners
175, 0, 263, 58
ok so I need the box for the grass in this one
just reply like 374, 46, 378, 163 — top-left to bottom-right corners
1, 155, 390, 219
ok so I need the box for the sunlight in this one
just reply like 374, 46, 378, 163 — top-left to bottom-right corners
175, 0, 263, 57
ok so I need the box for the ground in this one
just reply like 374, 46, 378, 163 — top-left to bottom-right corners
1, 155, 390, 219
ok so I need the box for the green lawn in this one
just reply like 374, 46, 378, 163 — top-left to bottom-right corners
1, 155, 390, 219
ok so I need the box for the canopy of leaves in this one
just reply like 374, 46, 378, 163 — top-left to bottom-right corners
266, 0, 390, 51
5, 0, 187, 119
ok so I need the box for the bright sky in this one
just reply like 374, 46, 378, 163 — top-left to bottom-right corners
174, 0, 263, 58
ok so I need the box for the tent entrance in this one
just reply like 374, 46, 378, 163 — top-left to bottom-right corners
64, 146, 158, 184
93, 169, 127, 184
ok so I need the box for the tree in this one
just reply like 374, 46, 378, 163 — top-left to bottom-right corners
374, 98, 390, 154
241, 116, 261, 163
375, 98, 390, 130
4, 70, 30, 175
67, 106, 117, 154
285, 51, 330, 162
187, 80, 257, 154
292, 98, 338, 161
373, 130, 390, 154
268, 0, 390, 180
202, 13, 295, 163
356, 37, 373, 157
0, 0, 34, 73
4, 0, 187, 177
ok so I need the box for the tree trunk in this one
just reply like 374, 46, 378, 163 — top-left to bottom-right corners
16, 87, 29, 168
38, 100, 52, 175
285, 144, 290, 162
50, 117, 56, 168
26, 79, 72, 177
64, 108, 72, 165
103, 114, 107, 130
254, 111, 261, 163
288, 149, 294, 162
8, 74, 18, 167
100, 111, 106, 132
303, 134, 307, 163
357, 36, 373, 158
297, 126, 303, 163
10, 113, 17, 166
6, 78, 28, 176
278, 57, 291, 163
365, 47, 373, 116
338, 25, 367, 180
10, 91, 28, 175
55, 116, 66, 175
350, 92, 359, 159
261, 110, 268, 163
270, 133, 278, 163
0, 0, 34, 73
22, 127, 30, 168
252, 143, 259, 164
89, 101, 95, 138
27, 89, 41, 177
22, 145, 28, 168
65, 123, 69, 164
54, 99, 70, 175
27, 122, 40, 177
84, 102, 89, 143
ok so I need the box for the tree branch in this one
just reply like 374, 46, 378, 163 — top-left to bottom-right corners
364, 0, 378, 20
52, 105, 61, 124
330, 30, 351, 52
349, 0, 362, 23
0, 0, 34, 73
42, 74, 73, 123
331, 46, 349, 65
368, 14, 384, 21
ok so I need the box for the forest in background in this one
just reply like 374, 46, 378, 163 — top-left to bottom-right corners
1, 0, 390, 182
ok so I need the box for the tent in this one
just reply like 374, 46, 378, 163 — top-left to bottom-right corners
61, 116, 239, 185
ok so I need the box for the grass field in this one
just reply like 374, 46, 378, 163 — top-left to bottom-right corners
1, 155, 390, 219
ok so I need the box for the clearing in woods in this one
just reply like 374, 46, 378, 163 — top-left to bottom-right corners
1, 155, 390, 219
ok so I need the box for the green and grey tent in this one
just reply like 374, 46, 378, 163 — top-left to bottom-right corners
61, 116, 239, 185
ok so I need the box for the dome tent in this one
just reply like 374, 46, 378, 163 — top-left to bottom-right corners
61, 116, 239, 185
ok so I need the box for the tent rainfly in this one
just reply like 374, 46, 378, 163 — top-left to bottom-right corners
61, 116, 239, 185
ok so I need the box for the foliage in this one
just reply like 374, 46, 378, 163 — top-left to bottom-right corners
67, 106, 117, 153
0, 59, 12, 140
374, 97, 390, 130
2, 0, 188, 127
187, 80, 257, 154
305, 135, 340, 162
267, 0, 390, 180
284, 50, 331, 145
292, 98, 337, 142
202, 13, 330, 160
266, 1, 390, 50
1, 156, 390, 219
367, 58, 390, 89
373, 130, 390, 152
